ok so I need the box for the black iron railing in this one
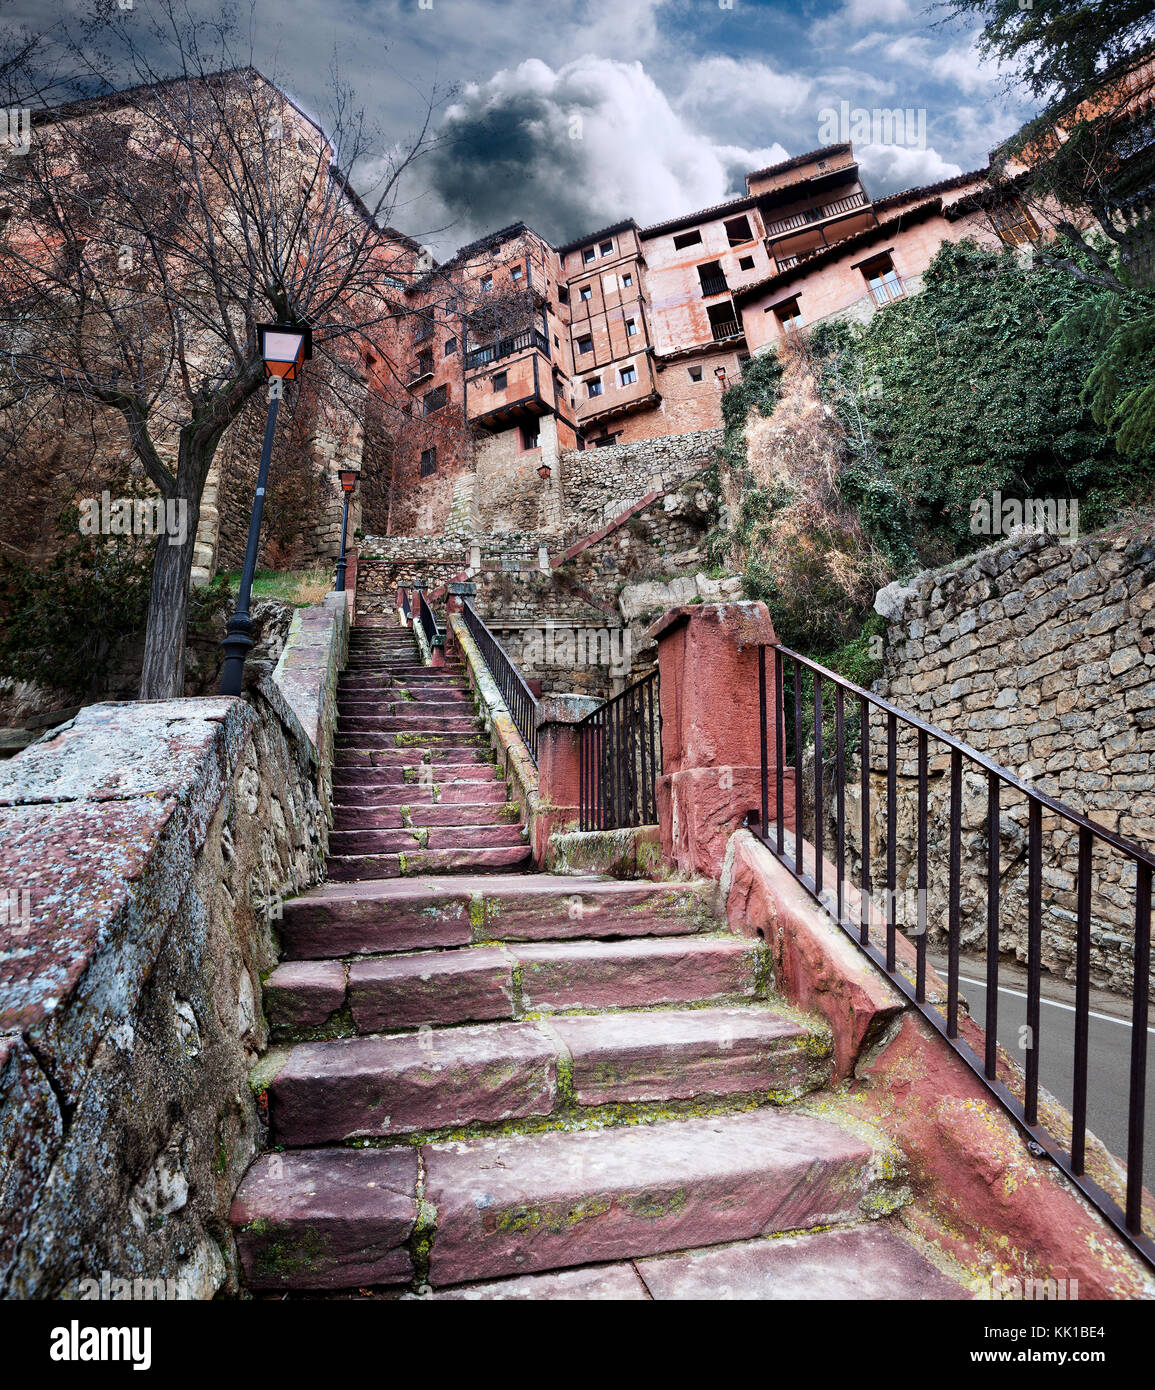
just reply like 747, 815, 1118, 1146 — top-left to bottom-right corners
578, 670, 661, 831
710, 317, 741, 341
461, 599, 539, 763
398, 586, 412, 622
464, 328, 550, 372
758, 642, 1154, 1269
415, 586, 442, 654
699, 273, 729, 297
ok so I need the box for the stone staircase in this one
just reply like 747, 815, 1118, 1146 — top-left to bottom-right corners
230, 624, 970, 1299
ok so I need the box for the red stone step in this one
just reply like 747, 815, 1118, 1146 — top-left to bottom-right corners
266, 1006, 822, 1144
265, 936, 759, 1035
278, 875, 716, 959
515, 936, 759, 1012
423, 1109, 891, 1286
325, 843, 534, 881
332, 760, 498, 785
328, 824, 527, 855
332, 802, 519, 829
335, 733, 489, 752
333, 782, 509, 809
339, 714, 482, 734
232, 1148, 417, 1292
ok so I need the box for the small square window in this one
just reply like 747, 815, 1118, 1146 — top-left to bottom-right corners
558, 286, 569, 304
415, 350, 433, 377
600, 240, 614, 256
521, 423, 540, 449
625, 318, 638, 336
673, 230, 702, 250
725, 215, 753, 247
579, 286, 593, 301
423, 384, 448, 413
620, 365, 637, 386
576, 335, 593, 354
444, 336, 457, 355
774, 300, 804, 334
582, 247, 596, 263
420, 447, 437, 477
480, 275, 493, 291
492, 370, 507, 391
586, 378, 603, 397
621, 273, 633, 287
511, 264, 523, 280
688, 366, 703, 382
739, 256, 755, 271
554, 335, 560, 348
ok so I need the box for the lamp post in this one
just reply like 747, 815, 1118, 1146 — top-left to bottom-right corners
334, 467, 358, 592
714, 365, 729, 392
219, 321, 312, 697
537, 461, 552, 482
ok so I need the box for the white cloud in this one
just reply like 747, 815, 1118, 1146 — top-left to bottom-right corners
679, 56, 812, 126
418, 55, 791, 249
856, 141, 963, 193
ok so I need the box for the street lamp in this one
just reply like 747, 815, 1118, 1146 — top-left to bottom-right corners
219, 321, 313, 696
714, 365, 729, 391
335, 467, 359, 592
537, 461, 552, 481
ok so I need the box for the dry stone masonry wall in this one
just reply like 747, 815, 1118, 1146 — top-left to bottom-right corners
867, 528, 1155, 996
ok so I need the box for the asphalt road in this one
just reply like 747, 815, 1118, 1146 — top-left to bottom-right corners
929, 950, 1155, 1192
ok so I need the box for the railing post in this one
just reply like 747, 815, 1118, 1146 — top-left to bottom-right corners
647, 601, 780, 878
444, 580, 474, 662
534, 694, 601, 863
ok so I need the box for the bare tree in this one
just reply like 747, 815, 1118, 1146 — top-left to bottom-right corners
0, 1, 449, 697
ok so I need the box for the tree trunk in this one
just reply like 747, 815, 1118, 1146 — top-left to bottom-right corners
138, 493, 201, 700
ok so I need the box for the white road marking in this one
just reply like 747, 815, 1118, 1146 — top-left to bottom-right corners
957, 973, 1155, 1035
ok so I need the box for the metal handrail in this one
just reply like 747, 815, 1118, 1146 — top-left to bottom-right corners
461, 599, 539, 763
416, 587, 442, 652
577, 670, 661, 831
758, 641, 1154, 1269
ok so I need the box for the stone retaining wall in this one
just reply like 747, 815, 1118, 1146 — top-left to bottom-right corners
866, 528, 1155, 995
0, 592, 349, 1297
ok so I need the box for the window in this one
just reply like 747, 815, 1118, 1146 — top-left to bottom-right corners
620, 365, 637, 386
673, 229, 702, 249
420, 447, 437, 477
586, 378, 603, 397
521, 423, 540, 449
415, 349, 433, 377
583, 246, 596, 263
990, 199, 1040, 246
594, 433, 620, 448
444, 336, 457, 355
773, 299, 804, 334
600, 240, 614, 256
738, 255, 755, 271
554, 335, 560, 348
688, 365, 703, 382
816, 159, 828, 171
625, 317, 638, 336
480, 274, 493, 291
860, 254, 904, 306
698, 261, 728, 296
558, 286, 569, 304
576, 334, 593, 354
414, 310, 434, 342
724, 215, 753, 246
621, 272, 633, 288
492, 370, 507, 392
423, 384, 448, 414
511, 263, 524, 280
579, 285, 593, 301
707, 302, 740, 339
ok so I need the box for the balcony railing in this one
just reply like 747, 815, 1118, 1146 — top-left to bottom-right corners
757, 642, 1155, 1271
710, 317, 742, 341
764, 189, 868, 239
464, 327, 550, 372
699, 273, 729, 297
578, 670, 661, 831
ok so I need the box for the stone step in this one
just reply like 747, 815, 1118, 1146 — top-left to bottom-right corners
338, 714, 483, 734
331, 768, 502, 792
337, 699, 474, 717
424, 1108, 891, 1286
333, 782, 509, 809
267, 1007, 825, 1144
338, 682, 470, 701
333, 750, 495, 770
264, 936, 762, 1036
230, 1110, 901, 1293
327, 824, 528, 855
332, 802, 520, 830
325, 843, 534, 881
335, 732, 489, 751
278, 875, 715, 959
414, 1225, 968, 1300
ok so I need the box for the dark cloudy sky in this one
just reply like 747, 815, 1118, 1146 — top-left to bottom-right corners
7, 0, 1038, 257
